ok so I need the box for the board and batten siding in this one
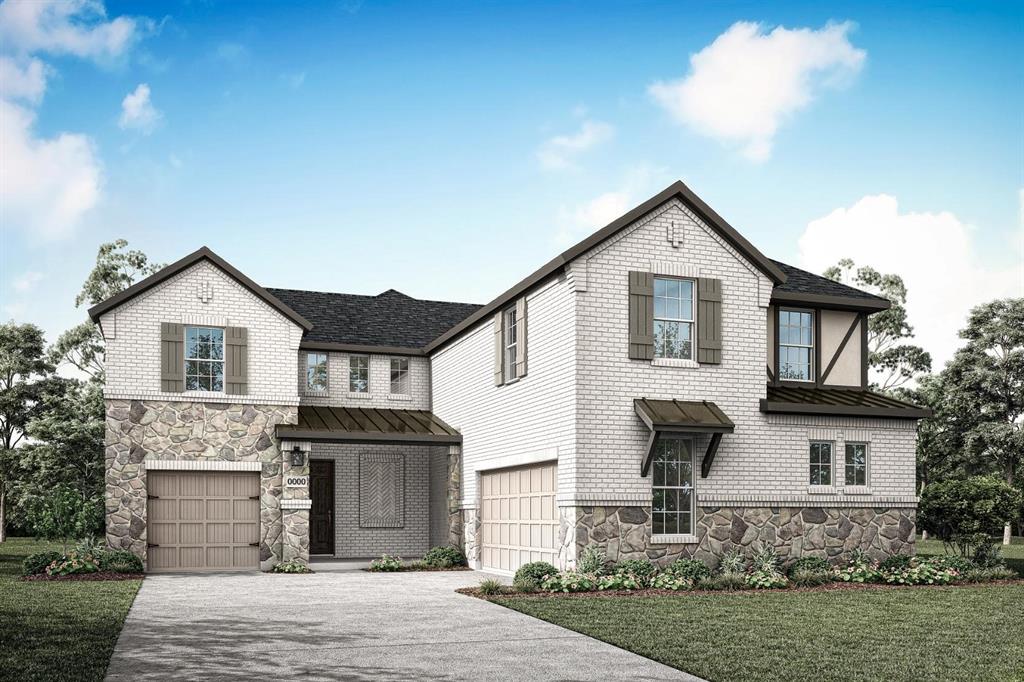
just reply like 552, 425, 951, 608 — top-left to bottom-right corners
100, 260, 303, 405
431, 275, 577, 508
818, 310, 863, 387
298, 352, 431, 410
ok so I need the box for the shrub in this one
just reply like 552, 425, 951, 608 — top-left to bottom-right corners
652, 572, 695, 591
972, 541, 1005, 568
97, 549, 144, 574
422, 546, 466, 568
697, 572, 746, 591
614, 558, 657, 587
597, 572, 643, 591
577, 545, 610, 575
961, 566, 1019, 583
718, 549, 746, 574
46, 551, 101, 577
23, 550, 64, 576
879, 557, 958, 585
879, 554, 914, 572
542, 571, 598, 593
930, 554, 976, 573
513, 561, 557, 591
750, 546, 782, 572
368, 554, 403, 572
790, 568, 834, 587
478, 578, 505, 595
75, 536, 105, 555
788, 556, 830, 577
746, 569, 789, 589
271, 559, 312, 573
25, 486, 104, 554
664, 558, 711, 582
918, 476, 1022, 557
835, 549, 882, 584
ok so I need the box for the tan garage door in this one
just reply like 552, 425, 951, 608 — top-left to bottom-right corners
147, 471, 260, 572
480, 461, 558, 574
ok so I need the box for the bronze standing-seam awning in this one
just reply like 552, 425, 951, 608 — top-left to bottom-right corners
760, 386, 932, 419
634, 398, 735, 479
277, 406, 462, 445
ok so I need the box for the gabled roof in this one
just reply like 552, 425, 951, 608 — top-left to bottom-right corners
770, 260, 890, 312
87, 247, 313, 331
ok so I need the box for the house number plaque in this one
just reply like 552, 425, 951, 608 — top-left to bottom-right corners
285, 476, 308, 488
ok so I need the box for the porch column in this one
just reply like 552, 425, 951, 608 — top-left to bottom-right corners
446, 444, 464, 549
280, 440, 311, 565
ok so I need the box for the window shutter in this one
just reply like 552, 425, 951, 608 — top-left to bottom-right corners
493, 311, 504, 386
160, 323, 184, 392
697, 278, 722, 364
515, 296, 527, 378
628, 271, 654, 360
224, 326, 248, 395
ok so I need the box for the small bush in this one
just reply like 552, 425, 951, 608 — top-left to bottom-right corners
961, 566, 1018, 583
718, 549, 746, 574
697, 572, 746, 591
972, 541, 1005, 568
368, 554, 403, 572
651, 572, 695, 591
513, 561, 557, 591
788, 556, 830, 577
577, 545, 610, 575
23, 550, 64, 576
879, 554, 914, 572
746, 569, 789, 589
478, 578, 505, 595
271, 559, 312, 574
542, 571, 598, 593
918, 476, 1021, 557
75, 536, 105, 555
835, 550, 882, 584
750, 546, 782, 572
614, 558, 657, 587
597, 572, 643, 591
46, 551, 101, 577
422, 545, 466, 568
930, 554, 976, 573
879, 557, 958, 585
97, 549, 144, 574
790, 568, 834, 587
664, 558, 711, 581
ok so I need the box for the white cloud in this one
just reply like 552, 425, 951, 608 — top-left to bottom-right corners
0, 99, 102, 241
0, 56, 47, 103
798, 194, 1023, 369
554, 165, 666, 246
118, 83, 161, 133
537, 119, 614, 170
0, 0, 150, 61
12, 270, 43, 292
649, 21, 865, 161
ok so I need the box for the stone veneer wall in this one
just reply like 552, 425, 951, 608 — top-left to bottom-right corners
105, 399, 298, 571
573, 505, 916, 567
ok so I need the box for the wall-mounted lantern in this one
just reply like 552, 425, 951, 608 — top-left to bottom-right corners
290, 446, 306, 467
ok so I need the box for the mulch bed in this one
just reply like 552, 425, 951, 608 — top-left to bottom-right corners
364, 565, 472, 573
21, 571, 144, 582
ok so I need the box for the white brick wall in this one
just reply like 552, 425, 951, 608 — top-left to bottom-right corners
101, 261, 303, 405
298, 351, 430, 410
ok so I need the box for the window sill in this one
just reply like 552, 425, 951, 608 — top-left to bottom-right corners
807, 485, 836, 495
651, 533, 699, 545
842, 485, 872, 495
387, 393, 412, 401
347, 392, 371, 400
651, 357, 699, 369
303, 389, 329, 398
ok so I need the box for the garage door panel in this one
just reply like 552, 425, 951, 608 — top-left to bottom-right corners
179, 499, 204, 520
149, 522, 177, 544
480, 461, 558, 575
179, 475, 204, 497
233, 522, 258, 543
149, 474, 178, 497
234, 499, 257, 520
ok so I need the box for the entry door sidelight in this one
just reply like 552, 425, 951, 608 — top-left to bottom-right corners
310, 460, 335, 555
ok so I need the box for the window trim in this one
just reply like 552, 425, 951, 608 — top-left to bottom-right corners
348, 355, 369, 394
653, 275, 696, 361
778, 307, 815, 383
389, 356, 410, 395
503, 306, 518, 383
809, 440, 834, 487
844, 442, 869, 487
651, 437, 696, 537
305, 351, 329, 393
184, 325, 225, 393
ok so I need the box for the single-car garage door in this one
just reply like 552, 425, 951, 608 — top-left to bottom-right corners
480, 461, 558, 574
147, 471, 260, 572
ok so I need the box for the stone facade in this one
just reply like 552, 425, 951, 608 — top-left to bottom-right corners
573, 505, 916, 568
105, 399, 298, 571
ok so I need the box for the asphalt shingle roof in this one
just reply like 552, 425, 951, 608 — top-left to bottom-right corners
266, 288, 482, 348
771, 260, 889, 303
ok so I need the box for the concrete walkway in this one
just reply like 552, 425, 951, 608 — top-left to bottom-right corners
105, 569, 700, 681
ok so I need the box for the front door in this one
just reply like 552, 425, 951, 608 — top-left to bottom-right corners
310, 460, 335, 555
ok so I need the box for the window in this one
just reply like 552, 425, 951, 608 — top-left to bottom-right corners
390, 357, 409, 394
306, 352, 328, 392
845, 443, 868, 486
652, 439, 695, 535
809, 441, 833, 485
779, 309, 814, 381
653, 277, 695, 360
349, 355, 369, 393
185, 326, 224, 391
503, 307, 518, 381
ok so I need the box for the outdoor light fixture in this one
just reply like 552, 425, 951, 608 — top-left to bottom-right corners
290, 446, 306, 467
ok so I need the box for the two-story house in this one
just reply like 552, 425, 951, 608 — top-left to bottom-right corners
92, 181, 929, 573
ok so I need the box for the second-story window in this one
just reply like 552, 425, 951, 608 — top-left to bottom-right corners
390, 357, 409, 394
185, 327, 224, 391
653, 277, 694, 360
349, 355, 369, 393
306, 352, 328, 392
503, 306, 518, 381
779, 309, 814, 381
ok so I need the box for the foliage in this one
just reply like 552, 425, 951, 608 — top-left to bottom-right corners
663, 558, 711, 581
368, 554, 403, 572
577, 545, 610, 575
22, 550, 64, 576
824, 259, 931, 391
75, 536, 105, 556
879, 554, 914, 572
97, 550, 144, 574
878, 557, 959, 585
271, 559, 312, 573
718, 549, 746, 574
834, 550, 882, 584
597, 572, 643, 591
745, 568, 789, 589
513, 561, 557, 591
651, 572, 695, 590
789, 568, 834, 587
542, 571, 598, 593
23, 484, 103, 554
421, 545, 466, 568
787, 556, 830, 576
613, 558, 657, 587
918, 476, 1021, 556
972, 541, 1005, 568
927, 554, 976, 573
696, 572, 747, 591
478, 578, 505, 595
960, 566, 1018, 583
46, 551, 101, 577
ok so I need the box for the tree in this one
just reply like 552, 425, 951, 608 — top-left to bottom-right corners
0, 323, 55, 542
918, 476, 1021, 558
51, 240, 163, 380
824, 259, 932, 392
24, 483, 103, 554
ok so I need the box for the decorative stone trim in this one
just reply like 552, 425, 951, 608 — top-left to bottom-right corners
652, 534, 698, 545
651, 357, 699, 369
387, 393, 412, 401
104, 390, 300, 406
842, 486, 872, 495
807, 485, 836, 495
281, 499, 312, 509
698, 494, 918, 507
346, 392, 372, 400
182, 313, 229, 327
649, 260, 700, 278
565, 493, 652, 506
144, 460, 263, 471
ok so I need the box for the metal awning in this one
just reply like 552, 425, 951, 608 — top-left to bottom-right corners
760, 386, 931, 419
277, 406, 462, 445
634, 398, 735, 479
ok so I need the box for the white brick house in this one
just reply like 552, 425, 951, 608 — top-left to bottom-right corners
93, 182, 928, 573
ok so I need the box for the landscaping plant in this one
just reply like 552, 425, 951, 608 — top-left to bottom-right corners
664, 558, 711, 582
97, 549, 144, 574
478, 578, 506, 595
651, 572, 695, 590
918, 476, 1021, 558
787, 556, 830, 576
271, 559, 313, 573
577, 545, 610, 575
512, 561, 557, 591
541, 571, 598, 593
835, 549, 882, 584
22, 550, 63, 576
422, 545, 466, 568
45, 550, 101, 577
789, 568, 834, 587
613, 558, 657, 587
368, 554, 403, 571
745, 546, 788, 589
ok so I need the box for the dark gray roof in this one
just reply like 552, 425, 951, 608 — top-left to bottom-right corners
267, 287, 481, 350
771, 260, 890, 310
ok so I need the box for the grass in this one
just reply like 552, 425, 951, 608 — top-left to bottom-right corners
494, 584, 1024, 682
0, 537, 141, 681
917, 535, 1024, 576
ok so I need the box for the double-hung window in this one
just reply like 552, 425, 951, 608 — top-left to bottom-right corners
651, 439, 695, 535
349, 356, 369, 393
306, 352, 328, 392
390, 357, 409, 394
503, 307, 518, 381
809, 441, 833, 485
653, 277, 695, 360
185, 327, 224, 391
845, 443, 868, 486
779, 309, 814, 381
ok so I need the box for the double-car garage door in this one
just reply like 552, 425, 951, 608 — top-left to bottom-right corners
480, 461, 558, 574
147, 471, 260, 572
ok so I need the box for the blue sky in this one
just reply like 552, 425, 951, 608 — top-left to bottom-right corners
1, 0, 1021, 368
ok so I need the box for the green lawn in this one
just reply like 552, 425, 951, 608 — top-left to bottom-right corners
494, 585, 1024, 682
0, 537, 141, 681
917, 535, 1024, 576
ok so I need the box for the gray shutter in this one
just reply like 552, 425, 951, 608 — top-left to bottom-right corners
160, 323, 184, 392
493, 311, 504, 386
628, 271, 654, 360
515, 297, 527, 378
224, 326, 248, 395
697, 278, 722, 364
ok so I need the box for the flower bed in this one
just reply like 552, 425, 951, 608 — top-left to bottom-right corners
21, 544, 145, 582
366, 547, 470, 572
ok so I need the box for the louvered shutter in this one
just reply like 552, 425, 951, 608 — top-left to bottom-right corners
697, 278, 722, 364
493, 311, 504, 386
515, 297, 527, 378
160, 323, 185, 392
224, 326, 248, 395
628, 271, 654, 360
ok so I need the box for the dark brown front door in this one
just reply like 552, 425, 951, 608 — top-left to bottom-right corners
310, 460, 335, 555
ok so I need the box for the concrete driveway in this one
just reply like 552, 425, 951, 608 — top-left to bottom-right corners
105, 568, 699, 681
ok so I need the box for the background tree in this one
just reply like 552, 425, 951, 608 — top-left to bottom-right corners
824, 259, 931, 393
24, 483, 103, 554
